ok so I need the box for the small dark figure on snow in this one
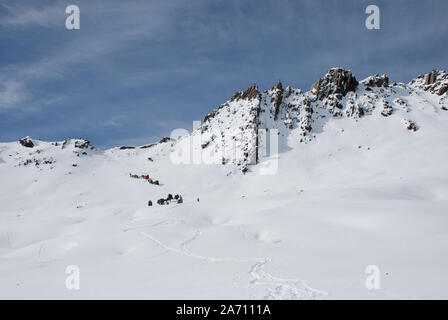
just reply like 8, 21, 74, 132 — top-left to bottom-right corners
197, 197, 200, 202
157, 198, 165, 205
174, 194, 179, 200
167, 194, 173, 201
154, 180, 159, 185
148, 200, 153, 206
177, 196, 183, 204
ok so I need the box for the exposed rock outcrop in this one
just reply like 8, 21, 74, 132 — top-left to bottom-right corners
230, 84, 260, 102
404, 119, 418, 132
19, 137, 34, 148
381, 100, 393, 117
310, 68, 358, 100
74, 139, 91, 149
409, 70, 448, 96
363, 74, 389, 88
273, 80, 284, 120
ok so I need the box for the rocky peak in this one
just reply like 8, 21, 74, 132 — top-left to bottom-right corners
178, 67, 447, 174
59, 138, 93, 151
362, 74, 389, 88
74, 139, 91, 149
19, 136, 34, 148
425, 70, 438, 85
230, 83, 260, 102
274, 80, 283, 91
409, 70, 448, 96
310, 68, 358, 100
271, 80, 284, 120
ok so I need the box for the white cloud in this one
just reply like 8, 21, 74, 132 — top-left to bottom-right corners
99, 120, 122, 127
0, 0, 187, 111
0, 81, 27, 111
0, 3, 63, 28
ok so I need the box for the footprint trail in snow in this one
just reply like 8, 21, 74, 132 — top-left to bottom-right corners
139, 229, 327, 300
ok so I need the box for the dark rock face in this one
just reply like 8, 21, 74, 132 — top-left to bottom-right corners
405, 119, 418, 132
119, 146, 135, 150
345, 102, 364, 118
74, 139, 91, 149
158, 137, 172, 144
311, 68, 358, 100
19, 137, 34, 148
19, 157, 55, 167
201, 141, 210, 149
425, 70, 437, 85
241, 84, 260, 100
230, 84, 260, 102
411, 70, 448, 96
299, 98, 313, 133
273, 80, 284, 120
202, 109, 219, 124
438, 85, 448, 96
381, 101, 393, 117
365, 74, 389, 88
140, 137, 172, 149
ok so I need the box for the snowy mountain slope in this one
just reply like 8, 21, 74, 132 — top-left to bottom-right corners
186, 68, 448, 173
0, 69, 448, 299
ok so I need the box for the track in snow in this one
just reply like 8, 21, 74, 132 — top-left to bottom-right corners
139, 229, 327, 300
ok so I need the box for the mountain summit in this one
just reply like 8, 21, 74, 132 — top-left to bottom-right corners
180, 68, 448, 171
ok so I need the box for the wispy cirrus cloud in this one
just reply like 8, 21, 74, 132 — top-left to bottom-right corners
0, 0, 186, 112
0, 2, 63, 28
0, 81, 27, 111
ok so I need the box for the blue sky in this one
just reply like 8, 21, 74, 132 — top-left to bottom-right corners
0, 0, 447, 148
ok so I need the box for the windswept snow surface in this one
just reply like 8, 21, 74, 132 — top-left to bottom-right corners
1, 70, 448, 299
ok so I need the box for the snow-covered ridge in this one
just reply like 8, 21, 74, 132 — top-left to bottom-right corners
1, 68, 447, 173
194, 68, 447, 171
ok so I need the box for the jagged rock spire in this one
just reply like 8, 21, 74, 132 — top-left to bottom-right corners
363, 74, 389, 88
409, 69, 448, 96
310, 68, 358, 100
425, 70, 437, 85
275, 80, 283, 91
230, 83, 260, 102
272, 80, 284, 120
